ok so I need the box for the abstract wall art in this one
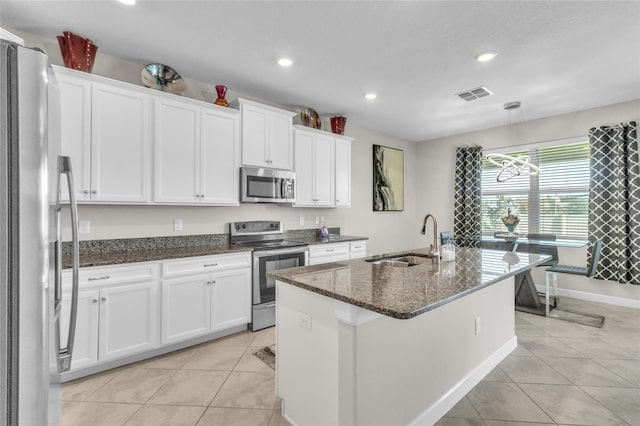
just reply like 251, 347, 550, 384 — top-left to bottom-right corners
373, 144, 404, 211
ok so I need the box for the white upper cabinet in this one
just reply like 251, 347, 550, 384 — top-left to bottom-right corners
334, 136, 353, 207
154, 98, 200, 203
293, 126, 336, 207
154, 95, 240, 205
232, 98, 295, 170
55, 66, 151, 203
57, 72, 91, 201
200, 108, 240, 205
91, 82, 151, 202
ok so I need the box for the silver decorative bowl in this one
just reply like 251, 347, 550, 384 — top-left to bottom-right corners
141, 63, 186, 95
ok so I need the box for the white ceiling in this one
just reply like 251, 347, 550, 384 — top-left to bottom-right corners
2, 1, 639, 142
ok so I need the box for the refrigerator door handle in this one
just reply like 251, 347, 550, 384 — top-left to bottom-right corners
55, 156, 79, 373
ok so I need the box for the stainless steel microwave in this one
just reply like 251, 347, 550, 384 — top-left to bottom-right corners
240, 167, 296, 203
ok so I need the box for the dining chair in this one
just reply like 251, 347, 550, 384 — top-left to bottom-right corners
544, 239, 605, 327
525, 233, 558, 267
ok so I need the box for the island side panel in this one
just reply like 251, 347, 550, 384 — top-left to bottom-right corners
276, 276, 516, 426
276, 281, 340, 426
350, 276, 515, 425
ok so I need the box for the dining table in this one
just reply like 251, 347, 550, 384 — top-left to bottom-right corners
471, 235, 586, 315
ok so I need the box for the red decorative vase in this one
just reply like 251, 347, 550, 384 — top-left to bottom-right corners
57, 31, 97, 73
214, 85, 228, 107
330, 116, 347, 135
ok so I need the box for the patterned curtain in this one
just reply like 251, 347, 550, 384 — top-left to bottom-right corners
588, 121, 639, 285
453, 146, 483, 248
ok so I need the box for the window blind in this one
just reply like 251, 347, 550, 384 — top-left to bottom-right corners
481, 140, 589, 239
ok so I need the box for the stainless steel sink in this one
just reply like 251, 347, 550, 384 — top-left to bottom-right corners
365, 252, 435, 267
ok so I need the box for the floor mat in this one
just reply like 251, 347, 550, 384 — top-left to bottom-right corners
254, 344, 276, 370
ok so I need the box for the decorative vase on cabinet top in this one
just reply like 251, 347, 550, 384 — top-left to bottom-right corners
330, 116, 347, 135
214, 85, 229, 107
57, 31, 98, 73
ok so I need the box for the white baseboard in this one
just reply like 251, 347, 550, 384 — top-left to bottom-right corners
409, 336, 518, 426
535, 285, 640, 309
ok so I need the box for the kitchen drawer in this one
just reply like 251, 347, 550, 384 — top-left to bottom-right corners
308, 242, 350, 265
350, 241, 367, 259
162, 252, 251, 278
309, 242, 350, 257
62, 262, 160, 288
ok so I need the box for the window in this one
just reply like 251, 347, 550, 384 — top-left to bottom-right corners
481, 138, 590, 239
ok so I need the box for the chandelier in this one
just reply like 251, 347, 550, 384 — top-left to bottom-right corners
485, 101, 540, 182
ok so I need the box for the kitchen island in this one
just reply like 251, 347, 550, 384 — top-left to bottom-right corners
268, 247, 550, 426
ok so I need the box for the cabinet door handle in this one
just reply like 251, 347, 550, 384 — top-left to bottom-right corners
88, 275, 110, 281
92, 299, 98, 303
100, 297, 107, 302
203, 263, 218, 267
83, 190, 89, 195
326, 249, 334, 252
211, 280, 216, 284
91, 190, 97, 195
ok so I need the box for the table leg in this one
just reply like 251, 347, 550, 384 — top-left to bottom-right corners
514, 270, 546, 316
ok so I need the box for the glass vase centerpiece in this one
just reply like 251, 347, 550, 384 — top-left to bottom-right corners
501, 206, 520, 233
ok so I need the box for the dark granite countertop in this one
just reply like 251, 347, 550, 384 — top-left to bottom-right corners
290, 234, 368, 245
63, 244, 251, 269
62, 229, 368, 269
268, 247, 550, 320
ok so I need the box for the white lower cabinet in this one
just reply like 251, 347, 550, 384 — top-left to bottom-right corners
308, 243, 351, 265
61, 252, 252, 377
161, 253, 251, 345
211, 268, 252, 332
308, 240, 368, 265
162, 274, 212, 344
61, 264, 160, 371
60, 288, 100, 370
98, 282, 160, 361
161, 268, 251, 345
350, 241, 367, 259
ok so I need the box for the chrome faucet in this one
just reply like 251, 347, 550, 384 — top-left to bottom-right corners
420, 213, 440, 263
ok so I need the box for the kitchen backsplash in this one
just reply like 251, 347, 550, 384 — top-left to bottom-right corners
61, 227, 340, 257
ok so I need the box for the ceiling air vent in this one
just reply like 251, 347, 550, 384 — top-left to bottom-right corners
455, 86, 493, 102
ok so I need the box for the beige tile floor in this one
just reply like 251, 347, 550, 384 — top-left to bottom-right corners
437, 298, 640, 426
62, 298, 639, 426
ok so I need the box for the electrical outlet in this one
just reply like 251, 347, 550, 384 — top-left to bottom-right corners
299, 216, 304, 226
174, 219, 183, 231
315, 216, 320, 225
298, 312, 312, 331
78, 220, 90, 234
475, 317, 481, 335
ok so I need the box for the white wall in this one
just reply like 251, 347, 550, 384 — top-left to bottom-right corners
415, 100, 640, 305
10, 28, 418, 257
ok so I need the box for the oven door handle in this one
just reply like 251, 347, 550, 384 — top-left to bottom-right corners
253, 246, 308, 257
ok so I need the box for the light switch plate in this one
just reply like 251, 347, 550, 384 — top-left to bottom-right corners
174, 219, 183, 231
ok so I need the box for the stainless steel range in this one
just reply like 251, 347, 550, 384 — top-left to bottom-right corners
229, 221, 308, 331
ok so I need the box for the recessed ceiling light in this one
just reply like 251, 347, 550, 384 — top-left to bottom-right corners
365, 93, 377, 100
278, 58, 293, 67
117, 0, 136, 5
475, 50, 498, 62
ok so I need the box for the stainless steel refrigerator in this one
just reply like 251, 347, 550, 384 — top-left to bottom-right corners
1, 37, 79, 425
